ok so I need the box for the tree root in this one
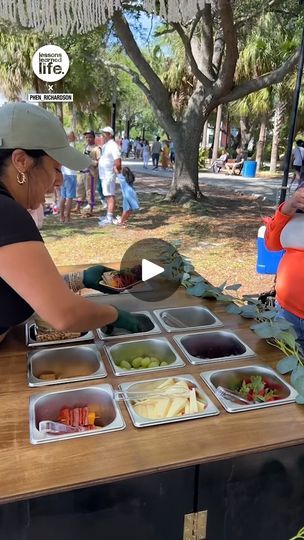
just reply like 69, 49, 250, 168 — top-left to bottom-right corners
165, 187, 205, 203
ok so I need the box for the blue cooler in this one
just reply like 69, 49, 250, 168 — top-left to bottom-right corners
256, 226, 284, 274
243, 160, 257, 178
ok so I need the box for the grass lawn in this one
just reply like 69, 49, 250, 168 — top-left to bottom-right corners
43, 179, 276, 297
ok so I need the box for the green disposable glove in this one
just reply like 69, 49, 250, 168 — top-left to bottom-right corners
103, 309, 143, 335
83, 265, 119, 294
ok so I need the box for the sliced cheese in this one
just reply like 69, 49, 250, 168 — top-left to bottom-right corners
155, 397, 171, 418
166, 397, 188, 418
197, 400, 206, 412
189, 388, 198, 414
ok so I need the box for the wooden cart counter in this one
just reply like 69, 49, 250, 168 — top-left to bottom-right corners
0, 280, 303, 506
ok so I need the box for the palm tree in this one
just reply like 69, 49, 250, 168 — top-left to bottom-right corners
234, 13, 299, 172
0, 25, 43, 100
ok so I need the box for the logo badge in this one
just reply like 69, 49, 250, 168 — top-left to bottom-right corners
32, 44, 69, 83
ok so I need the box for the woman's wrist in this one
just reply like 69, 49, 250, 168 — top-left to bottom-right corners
281, 200, 297, 216
63, 271, 84, 292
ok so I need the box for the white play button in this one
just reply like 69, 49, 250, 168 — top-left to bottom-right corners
142, 258, 164, 282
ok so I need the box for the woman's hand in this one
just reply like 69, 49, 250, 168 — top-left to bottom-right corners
282, 188, 304, 215
83, 265, 119, 294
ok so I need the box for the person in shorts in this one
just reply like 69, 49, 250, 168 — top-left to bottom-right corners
60, 166, 77, 223
98, 126, 122, 226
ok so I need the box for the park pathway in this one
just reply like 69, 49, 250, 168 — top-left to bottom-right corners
123, 159, 289, 204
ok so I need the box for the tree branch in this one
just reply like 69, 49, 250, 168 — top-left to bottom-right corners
171, 22, 213, 87
220, 50, 300, 104
215, 0, 239, 96
112, 10, 176, 131
189, 10, 203, 41
104, 61, 152, 99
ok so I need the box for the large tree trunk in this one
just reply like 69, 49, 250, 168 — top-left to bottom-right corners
167, 126, 203, 202
270, 100, 286, 173
256, 116, 267, 172
212, 104, 223, 161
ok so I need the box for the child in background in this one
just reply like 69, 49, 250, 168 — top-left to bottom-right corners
117, 167, 140, 227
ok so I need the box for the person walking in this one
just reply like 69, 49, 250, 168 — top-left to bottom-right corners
59, 132, 77, 223
169, 140, 175, 166
0, 102, 143, 345
142, 140, 150, 168
76, 130, 100, 215
121, 136, 130, 158
151, 136, 161, 169
291, 139, 304, 186
161, 141, 170, 170
98, 126, 122, 227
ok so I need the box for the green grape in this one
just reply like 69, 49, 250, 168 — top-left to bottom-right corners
150, 357, 160, 365
120, 360, 132, 370
149, 361, 160, 368
132, 357, 143, 368
160, 361, 168, 366
141, 357, 151, 368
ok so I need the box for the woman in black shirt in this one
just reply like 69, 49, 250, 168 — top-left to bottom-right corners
0, 102, 141, 343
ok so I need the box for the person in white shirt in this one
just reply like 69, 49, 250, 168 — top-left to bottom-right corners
291, 139, 304, 185
98, 126, 122, 226
142, 140, 150, 168
121, 137, 130, 157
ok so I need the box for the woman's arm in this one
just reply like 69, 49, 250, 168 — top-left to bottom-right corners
0, 241, 118, 332
264, 191, 304, 251
264, 205, 292, 251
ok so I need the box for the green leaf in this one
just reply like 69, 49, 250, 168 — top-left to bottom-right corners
189, 276, 204, 283
183, 264, 194, 273
275, 318, 295, 331
276, 331, 297, 349
240, 306, 257, 319
251, 321, 276, 339
202, 290, 218, 299
216, 294, 235, 302
294, 375, 304, 396
186, 283, 207, 296
295, 394, 304, 405
225, 283, 242, 291
226, 303, 242, 315
276, 356, 298, 374
182, 273, 190, 280
291, 366, 304, 387
258, 310, 277, 320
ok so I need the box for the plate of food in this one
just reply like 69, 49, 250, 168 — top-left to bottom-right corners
100, 264, 143, 292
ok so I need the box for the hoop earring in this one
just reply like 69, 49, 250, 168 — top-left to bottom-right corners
16, 172, 27, 185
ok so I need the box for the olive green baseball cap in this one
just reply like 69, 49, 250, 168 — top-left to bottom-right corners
0, 102, 91, 170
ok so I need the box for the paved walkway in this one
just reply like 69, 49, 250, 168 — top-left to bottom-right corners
123, 159, 290, 203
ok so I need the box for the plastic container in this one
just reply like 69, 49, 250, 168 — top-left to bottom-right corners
242, 160, 257, 178
256, 226, 284, 274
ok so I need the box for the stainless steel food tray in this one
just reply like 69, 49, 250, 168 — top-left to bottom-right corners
27, 344, 107, 387
119, 374, 219, 427
25, 320, 94, 348
96, 311, 161, 341
153, 306, 223, 332
105, 337, 185, 376
173, 330, 255, 365
29, 384, 125, 444
201, 365, 297, 413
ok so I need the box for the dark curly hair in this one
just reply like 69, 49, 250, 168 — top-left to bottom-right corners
122, 166, 135, 186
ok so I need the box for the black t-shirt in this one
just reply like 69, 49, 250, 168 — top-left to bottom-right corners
0, 184, 43, 332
